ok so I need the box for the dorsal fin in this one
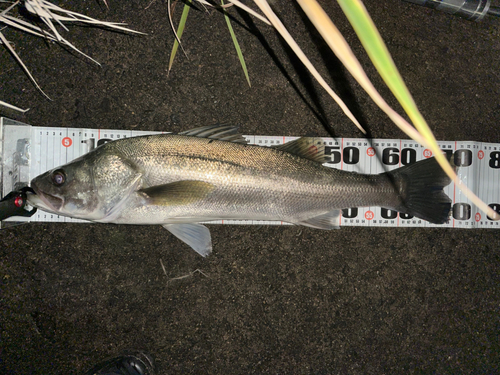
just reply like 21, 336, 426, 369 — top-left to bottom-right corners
274, 137, 328, 163
179, 124, 248, 144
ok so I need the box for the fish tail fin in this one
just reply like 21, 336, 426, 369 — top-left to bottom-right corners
388, 156, 455, 224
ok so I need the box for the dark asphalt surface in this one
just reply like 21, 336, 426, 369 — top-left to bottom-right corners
1, 1, 499, 373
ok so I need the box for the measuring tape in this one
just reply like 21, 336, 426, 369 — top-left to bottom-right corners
1, 117, 499, 229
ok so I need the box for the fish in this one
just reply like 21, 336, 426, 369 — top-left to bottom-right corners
27, 125, 455, 257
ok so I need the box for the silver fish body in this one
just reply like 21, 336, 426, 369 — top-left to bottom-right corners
28, 126, 454, 256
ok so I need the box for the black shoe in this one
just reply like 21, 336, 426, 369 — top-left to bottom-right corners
83, 351, 155, 375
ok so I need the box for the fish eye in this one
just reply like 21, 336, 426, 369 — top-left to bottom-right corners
51, 169, 66, 186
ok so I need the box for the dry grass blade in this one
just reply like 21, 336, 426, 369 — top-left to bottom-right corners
1, 1, 20, 17
190, 0, 271, 26
0, 30, 51, 100
24, 0, 145, 35
59, 35, 102, 65
0, 100, 29, 112
4, 6, 102, 65
25, 0, 69, 41
195, 0, 209, 13
25, 1, 103, 65
1, 13, 57, 39
251, 0, 365, 134
1, 0, 145, 100
228, 0, 271, 25
23, 1, 103, 65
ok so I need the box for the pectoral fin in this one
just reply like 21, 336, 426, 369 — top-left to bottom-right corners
139, 180, 215, 206
293, 209, 341, 230
163, 223, 212, 257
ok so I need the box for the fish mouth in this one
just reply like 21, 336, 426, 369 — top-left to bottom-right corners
28, 182, 64, 212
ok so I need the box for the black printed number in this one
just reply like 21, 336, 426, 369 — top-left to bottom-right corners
325, 146, 341, 164
454, 149, 472, 167
452, 203, 471, 221
343, 147, 359, 165
440, 149, 454, 161
325, 146, 359, 165
342, 208, 358, 218
489, 152, 500, 169
401, 148, 416, 165
382, 148, 399, 165
399, 212, 414, 220
381, 208, 397, 219
487, 203, 500, 221
97, 138, 112, 147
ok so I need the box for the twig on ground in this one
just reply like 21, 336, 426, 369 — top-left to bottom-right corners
166, 268, 210, 285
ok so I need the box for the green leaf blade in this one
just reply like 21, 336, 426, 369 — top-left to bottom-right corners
222, 0, 251, 87
168, 0, 192, 73
335, 0, 434, 141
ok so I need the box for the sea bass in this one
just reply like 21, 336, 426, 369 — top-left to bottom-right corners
27, 125, 454, 256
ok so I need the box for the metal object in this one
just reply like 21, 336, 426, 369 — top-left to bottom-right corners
402, 0, 499, 21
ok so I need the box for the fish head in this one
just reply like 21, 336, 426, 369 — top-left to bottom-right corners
28, 147, 141, 221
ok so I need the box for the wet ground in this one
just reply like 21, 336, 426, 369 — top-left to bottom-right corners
1, 0, 499, 373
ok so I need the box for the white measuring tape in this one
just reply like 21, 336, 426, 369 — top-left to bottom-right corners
1, 117, 499, 229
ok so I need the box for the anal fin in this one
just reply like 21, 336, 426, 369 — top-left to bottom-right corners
293, 210, 341, 230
